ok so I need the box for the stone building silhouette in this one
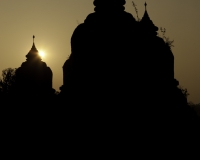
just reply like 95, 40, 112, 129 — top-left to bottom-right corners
60, 0, 188, 114
60, 1, 200, 145
60, 0, 138, 101
15, 36, 54, 97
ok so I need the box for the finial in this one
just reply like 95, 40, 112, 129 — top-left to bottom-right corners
93, 0, 126, 12
145, 2, 147, 10
33, 35, 35, 43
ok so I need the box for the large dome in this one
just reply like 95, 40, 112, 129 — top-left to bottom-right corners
93, 0, 126, 6
93, 0, 126, 11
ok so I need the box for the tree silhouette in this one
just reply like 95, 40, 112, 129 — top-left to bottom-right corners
160, 27, 174, 48
0, 68, 17, 95
178, 86, 190, 99
132, 1, 140, 21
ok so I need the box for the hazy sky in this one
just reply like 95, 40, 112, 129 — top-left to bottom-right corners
0, 0, 199, 103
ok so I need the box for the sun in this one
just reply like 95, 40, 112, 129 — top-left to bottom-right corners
39, 51, 45, 58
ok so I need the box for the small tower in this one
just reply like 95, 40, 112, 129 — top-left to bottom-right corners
140, 2, 158, 35
139, 2, 176, 93
15, 36, 54, 97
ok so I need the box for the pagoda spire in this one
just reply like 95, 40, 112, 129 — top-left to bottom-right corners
140, 3, 159, 34
145, 2, 147, 11
26, 35, 40, 60
31, 35, 38, 52
142, 2, 150, 21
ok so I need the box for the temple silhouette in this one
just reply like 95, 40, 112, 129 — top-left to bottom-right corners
15, 36, 55, 99
0, 0, 199, 149
57, 1, 200, 142
10, 1, 194, 119
60, 0, 185, 107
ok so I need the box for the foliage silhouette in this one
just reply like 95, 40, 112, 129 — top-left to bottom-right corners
178, 86, 190, 99
132, 1, 140, 21
160, 27, 174, 48
0, 68, 17, 95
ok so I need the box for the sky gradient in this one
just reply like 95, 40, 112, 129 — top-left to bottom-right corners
0, 0, 199, 103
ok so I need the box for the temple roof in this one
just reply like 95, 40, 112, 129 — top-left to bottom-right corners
26, 35, 41, 60
140, 3, 158, 32
142, 3, 151, 22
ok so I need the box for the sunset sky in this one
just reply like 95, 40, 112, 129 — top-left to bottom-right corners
0, 0, 199, 103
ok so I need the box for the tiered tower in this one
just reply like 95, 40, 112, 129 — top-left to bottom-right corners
15, 36, 54, 97
61, 1, 187, 110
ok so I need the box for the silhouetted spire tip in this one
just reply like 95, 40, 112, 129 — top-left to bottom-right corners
145, 2, 147, 10
33, 35, 35, 42
30, 35, 38, 52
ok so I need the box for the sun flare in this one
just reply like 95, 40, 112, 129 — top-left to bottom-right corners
39, 51, 45, 58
